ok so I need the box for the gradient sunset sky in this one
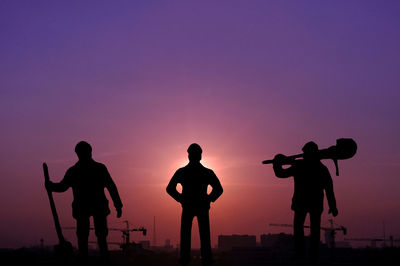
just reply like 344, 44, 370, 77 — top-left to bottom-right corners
1, 1, 400, 249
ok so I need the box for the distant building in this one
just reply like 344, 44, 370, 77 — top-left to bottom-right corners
218, 235, 257, 251
139, 240, 150, 249
165, 239, 173, 249
260, 233, 293, 250
335, 241, 351, 248
149, 239, 175, 252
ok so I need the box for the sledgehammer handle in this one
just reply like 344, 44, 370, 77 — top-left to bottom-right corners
262, 160, 273, 164
262, 154, 303, 164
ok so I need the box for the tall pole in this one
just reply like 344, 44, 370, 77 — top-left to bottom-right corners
43, 163, 65, 243
153, 216, 156, 246
124, 220, 130, 245
383, 221, 386, 248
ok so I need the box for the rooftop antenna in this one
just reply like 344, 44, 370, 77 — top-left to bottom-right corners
383, 221, 386, 248
153, 216, 156, 246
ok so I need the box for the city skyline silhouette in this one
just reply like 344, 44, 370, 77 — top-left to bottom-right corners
1, 3, 400, 264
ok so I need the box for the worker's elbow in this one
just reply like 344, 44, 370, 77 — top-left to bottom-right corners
214, 187, 223, 201
52, 184, 68, 193
274, 173, 285, 178
166, 186, 174, 196
274, 171, 289, 178
272, 169, 281, 176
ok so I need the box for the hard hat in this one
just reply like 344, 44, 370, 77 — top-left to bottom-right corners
302, 141, 318, 153
75, 141, 92, 154
187, 143, 202, 154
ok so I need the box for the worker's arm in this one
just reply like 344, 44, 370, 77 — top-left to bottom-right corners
104, 165, 123, 218
324, 167, 338, 217
272, 154, 295, 178
208, 170, 223, 203
166, 169, 183, 203
45, 168, 72, 193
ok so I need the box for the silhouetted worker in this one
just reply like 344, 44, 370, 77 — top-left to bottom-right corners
167, 143, 223, 266
273, 141, 338, 261
45, 141, 123, 260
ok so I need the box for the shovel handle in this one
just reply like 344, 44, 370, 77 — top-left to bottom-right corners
43, 163, 50, 182
42, 162, 65, 243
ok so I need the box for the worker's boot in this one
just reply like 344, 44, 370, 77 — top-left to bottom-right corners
202, 258, 215, 266
77, 237, 88, 264
179, 256, 190, 266
97, 236, 110, 265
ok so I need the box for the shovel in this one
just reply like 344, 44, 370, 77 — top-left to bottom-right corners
43, 162, 73, 255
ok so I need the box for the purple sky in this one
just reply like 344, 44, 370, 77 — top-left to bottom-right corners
1, 0, 400, 249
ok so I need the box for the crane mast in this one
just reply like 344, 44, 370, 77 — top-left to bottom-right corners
63, 220, 147, 251
269, 219, 347, 248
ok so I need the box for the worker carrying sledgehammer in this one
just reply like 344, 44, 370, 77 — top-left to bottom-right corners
273, 141, 338, 261
263, 138, 356, 261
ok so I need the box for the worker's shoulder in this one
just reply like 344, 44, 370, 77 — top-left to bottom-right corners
69, 160, 108, 171
176, 166, 185, 172
198, 165, 217, 177
320, 162, 329, 169
67, 162, 79, 172
92, 161, 109, 171
319, 162, 331, 174
178, 164, 215, 175
173, 167, 185, 176
176, 165, 195, 174
92, 160, 106, 167
203, 165, 215, 173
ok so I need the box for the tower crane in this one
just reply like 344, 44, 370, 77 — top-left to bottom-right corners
269, 219, 347, 249
344, 222, 400, 248
344, 236, 400, 248
64, 220, 147, 251
114, 220, 147, 247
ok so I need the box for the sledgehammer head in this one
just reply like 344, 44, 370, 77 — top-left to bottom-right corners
335, 138, 357, 160
321, 138, 357, 176
319, 138, 357, 160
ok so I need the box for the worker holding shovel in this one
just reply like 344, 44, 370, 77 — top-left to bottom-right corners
45, 141, 123, 262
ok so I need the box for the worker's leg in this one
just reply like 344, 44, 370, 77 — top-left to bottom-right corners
309, 211, 321, 261
180, 209, 194, 265
198, 209, 213, 266
76, 216, 90, 259
94, 215, 109, 259
293, 210, 307, 259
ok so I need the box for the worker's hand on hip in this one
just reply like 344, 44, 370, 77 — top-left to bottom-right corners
328, 207, 338, 217
177, 197, 183, 205
116, 208, 122, 218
